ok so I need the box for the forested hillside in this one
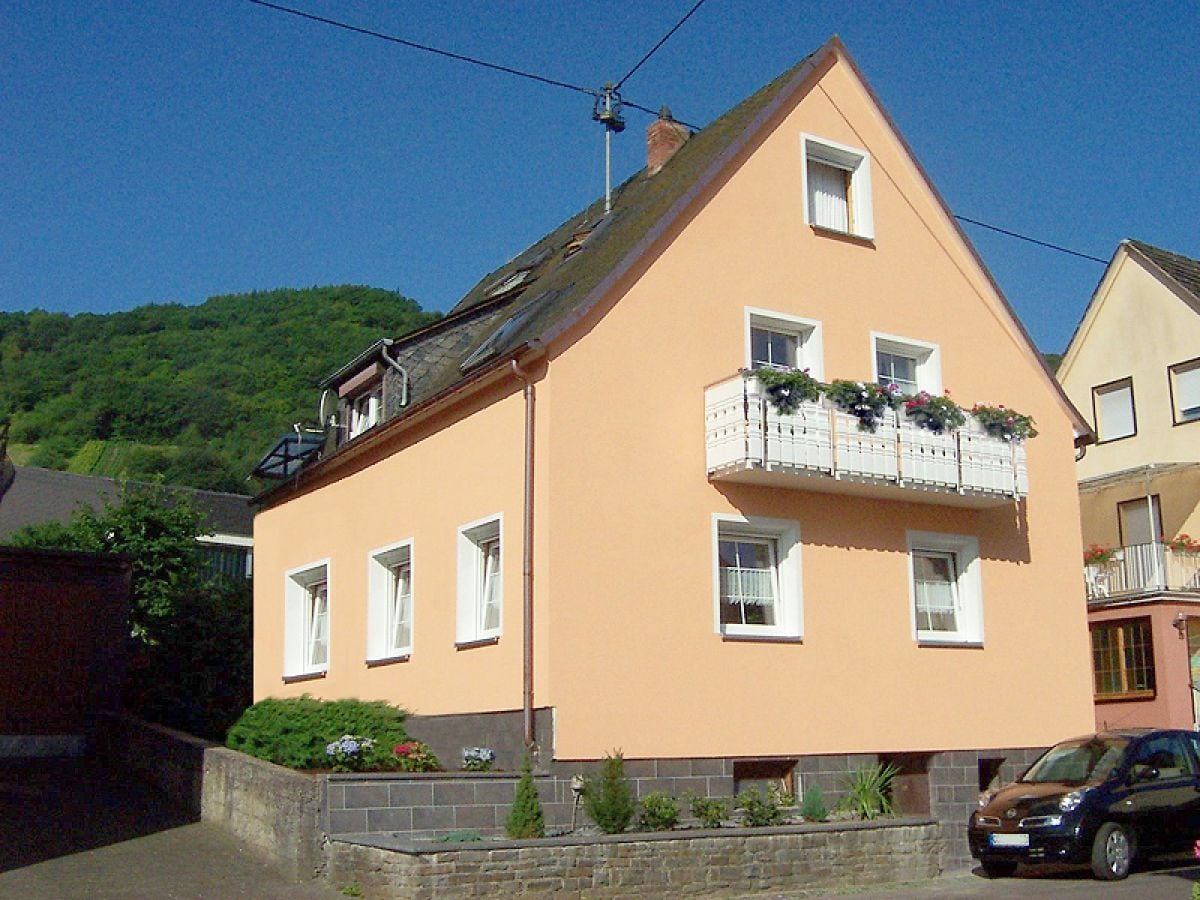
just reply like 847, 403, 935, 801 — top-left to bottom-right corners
0, 286, 437, 492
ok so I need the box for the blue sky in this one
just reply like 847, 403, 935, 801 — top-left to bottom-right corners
2, 1, 1196, 351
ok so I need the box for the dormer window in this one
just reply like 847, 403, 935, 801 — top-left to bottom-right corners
348, 386, 382, 438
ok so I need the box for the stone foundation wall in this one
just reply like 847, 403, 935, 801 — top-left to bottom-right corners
325, 821, 942, 898
930, 745, 1045, 869
327, 758, 737, 841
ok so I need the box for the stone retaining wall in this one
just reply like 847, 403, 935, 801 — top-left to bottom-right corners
94, 712, 213, 817
201, 746, 326, 881
325, 820, 942, 898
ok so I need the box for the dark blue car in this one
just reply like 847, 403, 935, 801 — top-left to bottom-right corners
968, 728, 1200, 880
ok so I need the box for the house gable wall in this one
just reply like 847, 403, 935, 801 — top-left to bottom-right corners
535, 53, 1091, 758
1061, 250, 1200, 481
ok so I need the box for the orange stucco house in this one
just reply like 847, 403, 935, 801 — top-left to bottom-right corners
252, 39, 1094, 861
1058, 240, 1200, 732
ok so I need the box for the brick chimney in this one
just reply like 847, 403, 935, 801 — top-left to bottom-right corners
646, 106, 690, 175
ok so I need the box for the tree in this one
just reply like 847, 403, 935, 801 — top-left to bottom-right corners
8, 483, 252, 738
505, 754, 546, 839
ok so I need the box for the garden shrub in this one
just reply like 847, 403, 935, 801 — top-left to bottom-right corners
505, 755, 545, 839
689, 794, 730, 829
226, 696, 409, 769
392, 740, 440, 772
842, 762, 899, 820
800, 784, 828, 822
583, 751, 636, 834
736, 786, 789, 827
637, 791, 680, 832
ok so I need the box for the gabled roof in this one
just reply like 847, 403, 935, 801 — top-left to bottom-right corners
0, 466, 253, 541
1127, 240, 1200, 304
282, 35, 1089, 498
1059, 239, 1200, 379
319, 44, 825, 409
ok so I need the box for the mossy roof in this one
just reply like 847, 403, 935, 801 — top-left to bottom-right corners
324, 45, 827, 412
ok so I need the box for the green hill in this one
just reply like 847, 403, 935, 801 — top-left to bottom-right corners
0, 286, 437, 492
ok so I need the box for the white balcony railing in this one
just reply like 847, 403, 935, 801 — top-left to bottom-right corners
704, 375, 1028, 505
1085, 541, 1200, 601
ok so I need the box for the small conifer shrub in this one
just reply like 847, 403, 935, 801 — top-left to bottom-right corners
582, 751, 636, 834
505, 755, 546, 839
800, 784, 828, 822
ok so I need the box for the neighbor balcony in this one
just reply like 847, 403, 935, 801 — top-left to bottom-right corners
1085, 542, 1200, 602
704, 374, 1028, 507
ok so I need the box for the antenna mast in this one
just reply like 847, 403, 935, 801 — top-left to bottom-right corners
592, 83, 625, 213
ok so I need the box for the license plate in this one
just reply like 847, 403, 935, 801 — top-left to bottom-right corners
989, 833, 1030, 848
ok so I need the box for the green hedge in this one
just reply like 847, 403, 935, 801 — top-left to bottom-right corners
226, 696, 409, 769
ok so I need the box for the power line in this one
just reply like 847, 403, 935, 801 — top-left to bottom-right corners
615, 0, 709, 91
245, 0, 598, 98
955, 215, 1108, 265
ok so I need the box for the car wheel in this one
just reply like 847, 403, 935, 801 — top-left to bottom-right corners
980, 859, 1018, 878
1090, 822, 1133, 880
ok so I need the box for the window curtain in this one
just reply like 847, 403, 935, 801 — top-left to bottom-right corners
807, 159, 849, 231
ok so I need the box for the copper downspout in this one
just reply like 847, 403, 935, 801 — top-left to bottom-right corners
510, 358, 536, 750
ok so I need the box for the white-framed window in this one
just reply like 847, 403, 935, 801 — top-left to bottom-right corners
1093, 377, 1136, 442
871, 333, 941, 395
456, 515, 503, 644
713, 514, 803, 640
366, 540, 413, 662
348, 386, 383, 438
1169, 359, 1200, 425
744, 308, 824, 378
906, 531, 982, 645
801, 134, 874, 240
284, 559, 331, 677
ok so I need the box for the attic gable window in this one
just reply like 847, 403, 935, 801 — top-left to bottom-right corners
802, 134, 874, 240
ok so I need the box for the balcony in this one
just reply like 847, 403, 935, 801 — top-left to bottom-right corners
704, 374, 1028, 507
1085, 542, 1200, 601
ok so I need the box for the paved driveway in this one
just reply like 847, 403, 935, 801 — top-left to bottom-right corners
0, 757, 342, 899
752, 855, 1200, 899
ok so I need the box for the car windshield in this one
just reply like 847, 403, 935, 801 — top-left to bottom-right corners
1020, 737, 1128, 786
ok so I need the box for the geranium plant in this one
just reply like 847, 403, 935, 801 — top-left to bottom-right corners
1083, 544, 1117, 566
462, 746, 496, 772
1166, 534, 1200, 554
970, 403, 1038, 441
747, 366, 822, 415
825, 380, 902, 432
325, 734, 375, 773
393, 740, 440, 772
903, 390, 965, 434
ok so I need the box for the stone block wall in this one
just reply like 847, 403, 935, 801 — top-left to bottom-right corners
324, 820, 942, 898
930, 745, 1044, 869
404, 708, 553, 773
326, 758, 736, 842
